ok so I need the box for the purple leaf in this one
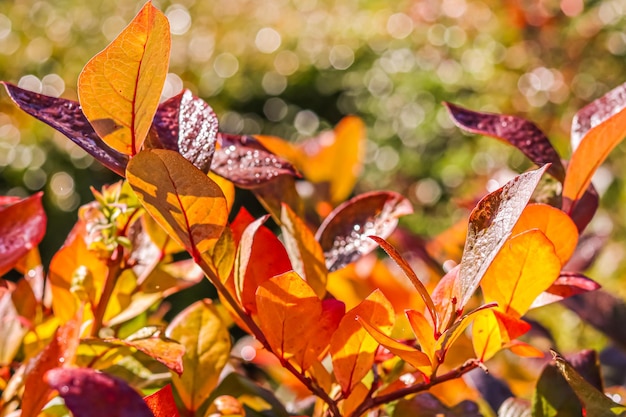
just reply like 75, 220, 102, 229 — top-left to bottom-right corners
1, 82, 128, 176
149, 89, 218, 173
530, 272, 600, 309
212, 133, 300, 187
45, 368, 154, 417
315, 191, 413, 272
445, 102, 565, 182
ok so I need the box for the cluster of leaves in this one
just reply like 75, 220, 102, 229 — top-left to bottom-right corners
2, 2, 626, 416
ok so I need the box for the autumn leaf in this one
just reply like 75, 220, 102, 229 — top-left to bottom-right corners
78, 1, 170, 155
144, 384, 180, 417
104, 332, 185, 376
472, 309, 532, 362
530, 272, 600, 309
0, 287, 28, 367
406, 309, 437, 366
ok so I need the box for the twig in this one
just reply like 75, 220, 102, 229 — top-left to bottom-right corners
91, 245, 124, 337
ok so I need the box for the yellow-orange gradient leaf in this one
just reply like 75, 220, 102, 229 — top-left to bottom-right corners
78, 1, 170, 155
406, 309, 437, 366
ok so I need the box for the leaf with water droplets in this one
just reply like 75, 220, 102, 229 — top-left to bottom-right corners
149, 89, 218, 173
45, 368, 154, 417
316, 191, 413, 272
212, 133, 300, 187
2, 82, 128, 176
453, 165, 549, 312
445, 102, 565, 181
0, 192, 46, 277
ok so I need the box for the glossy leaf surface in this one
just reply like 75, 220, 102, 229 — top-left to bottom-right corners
126, 149, 228, 261
0, 192, 46, 277
445, 102, 565, 181
45, 367, 154, 417
454, 165, 548, 312
316, 191, 413, 272
1, 82, 128, 176
166, 300, 231, 414
149, 89, 218, 173
144, 384, 180, 417
78, 1, 170, 155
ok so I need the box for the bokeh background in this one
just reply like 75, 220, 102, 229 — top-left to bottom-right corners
2, 0, 626, 350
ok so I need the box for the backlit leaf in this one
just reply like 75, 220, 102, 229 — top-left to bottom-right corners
1, 82, 128, 176
563, 81, 626, 210
144, 384, 180, 417
316, 191, 413, 272
166, 300, 231, 414
45, 368, 154, 417
453, 165, 549, 312
406, 309, 437, 365
0, 192, 46, 277
445, 102, 565, 181
78, 1, 170, 155
126, 149, 228, 261
472, 310, 531, 362
531, 272, 600, 309
149, 89, 218, 173
105, 334, 185, 376
330, 289, 394, 395
253, 175, 303, 222
0, 287, 27, 366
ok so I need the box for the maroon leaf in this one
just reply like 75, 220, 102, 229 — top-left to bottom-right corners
0, 192, 46, 277
149, 89, 218, 173
445, 102, 565, 182
530, 272, 601, 309
453, 165, 548, 312
2, 82, 128, 176
566, 184, 599, 233
144, 384, 180, 417
212, 133, 300, 187
315, 191, 413, 272
45, 367, 154, 417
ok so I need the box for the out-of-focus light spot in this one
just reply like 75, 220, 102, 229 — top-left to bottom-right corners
427, 24, 446, 46
400, 103, 425, 129
442, 0, 467, 18
18, 75, 42, 93
10, 145, 33, 170
220, 111, 244, 134
214, 53, 239, 78
263, 97, 288, 122
255, 27, 282, 53
274, 50, 300, 75
101, 16, 126, 41
23, 168, 47, 190
0, 123, 21, 147
50, 171, 75, 198
189, 33, 215, 62
592, 166, 614, 196
561, 0, 583, 17
329, 45, 354, 70
0, 14, 11, 40
445, 26, 467, 48
295, 180, 315, 198
375, 146, 399, 171
167, 5, 192, 35
0, 32, 19, 55
161, 73, 184, 100
414, 178, 442, 205
25, 37, 52, 64
199, 72, 224, 97
443, 259, 457, 272
607, 32, 626, 55
7, 187, 27, 198
380, 48, 416, 74
571, 73, 597, 100
294, 110, 319, 135
598, 1, 622, 25
387, 13, 413, 39
42, 74, 65, 97
240, 345, 256, 361
366, 69, 392, 97
55, 192, 80, 212
262, 72, 287, 95
436, 60, 463, 84
0, 143, 15, 167
441, 165, 464, 188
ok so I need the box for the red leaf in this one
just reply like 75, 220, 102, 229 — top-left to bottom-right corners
45, 368, 154, 417
0, 193, 46, 277
530, 272, 600, 309
144, 385, 180, 417
1, 82, 128, 176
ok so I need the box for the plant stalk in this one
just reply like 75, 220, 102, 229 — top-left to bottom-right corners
90, 245, 124, 337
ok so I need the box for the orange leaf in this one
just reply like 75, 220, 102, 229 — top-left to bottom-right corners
144, 384, 180, 417
481, 229, 561, 317
342, 382, 369, 417
329, 289, 394, 395
406, 309, 437, 366
511, 203, 578, 265
126, 149, 228, 261
472, 310, 532, 361
78, 1, 170, 155
506, 340, 544, 358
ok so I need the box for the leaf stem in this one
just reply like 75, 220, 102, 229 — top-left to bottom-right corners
91, 245, 124, 337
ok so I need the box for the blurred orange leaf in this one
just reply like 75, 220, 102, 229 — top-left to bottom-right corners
78, 1, 170, 155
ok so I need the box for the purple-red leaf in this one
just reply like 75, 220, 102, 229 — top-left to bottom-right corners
45, 368, 154, 417
0, 192, 46, 277
1, 82, 128, 176
316, 191, 413, 272
530, 272, 600, 309
212, 133, 300, 187
445, 102, 565, 182
149, 89, 218, 173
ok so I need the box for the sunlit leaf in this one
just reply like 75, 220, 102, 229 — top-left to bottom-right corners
472, 309, 531, 362
481, 230, 561, 317
330, 289, 394, 395
342, 382, 369, 417
316, 191, 413, 272
564, 81, 626, 211
511, 203, 578, 265
0, 193, 46, 277
78, 1, 170, 155
253, 174, 303, 222
0, 287, 27, 366
531, 272, 600, 309
104, 333, 185, 376
445, 102, 565, 181
431, 266, 459, 333
126, 149, 228, 261
45, 368, 154, 417
406, 309, 437, 365
144, 384, 180, 417
453, 165, 549, 312
1, 82, 128, 176
149, 89, 218, 173
165, 299, 231, 414
280, 203, 327, 297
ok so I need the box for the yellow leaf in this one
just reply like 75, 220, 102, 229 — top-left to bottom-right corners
78, 1, 170, 155
471, 309, 501, 362
406, 309, 437, 366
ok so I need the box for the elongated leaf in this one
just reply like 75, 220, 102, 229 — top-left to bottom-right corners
126, 149, 228, 261
453, 165, 549, 312
530, 272, 600, 309
316, 191, 413, 272
1, 82, 128, 176
212, 133, 300, 187
406, 309, 437, 365
564, 81, 626, 209
0, 287, 27, 366
329, 289, 394, 395
472, 309, 531, 362
149, 89, 218, 173
144, 384, 180, 417
78, 1, 170, 155
104, 334, 185, 375
45, 368, 154, 417
166, 300, 231, 414
0, 192, 46, 277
